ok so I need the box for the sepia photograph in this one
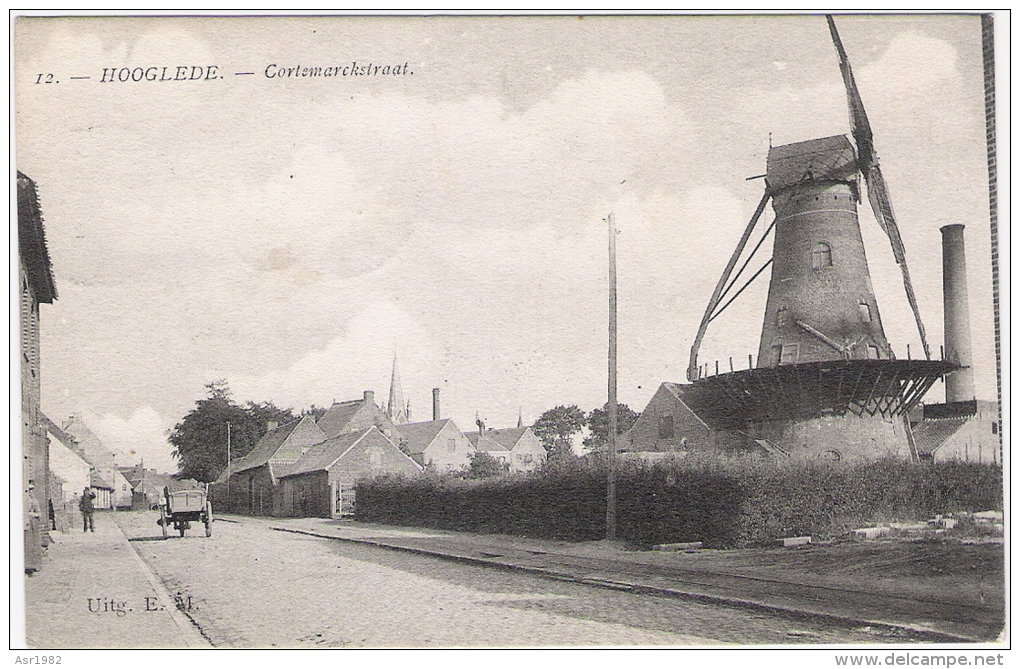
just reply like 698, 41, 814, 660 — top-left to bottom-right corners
12, 10, 1007, 658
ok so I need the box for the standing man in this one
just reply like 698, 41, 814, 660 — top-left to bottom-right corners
25, 481, 42, 574
79, 486, 95, 532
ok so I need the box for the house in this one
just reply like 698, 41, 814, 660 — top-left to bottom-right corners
278, 427, 422, 517
42, 415, 92, 529
395, 418, 474, 471
465, 429, 507, 463
622, 382, 752, 454
317, 390, 399, 440
119, 464, 201, 510
466, 426, 546, 473
912, 400, 1000, 464
89, 471, 115, 510
61, 415, 134, 508
210, 415, 326, 516
484, 427, 547, 472
19, 172, 57, 571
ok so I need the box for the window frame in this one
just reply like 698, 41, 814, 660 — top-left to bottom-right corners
811, 242, 833, 269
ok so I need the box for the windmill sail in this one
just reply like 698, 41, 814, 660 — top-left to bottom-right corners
827, 15, 931, 360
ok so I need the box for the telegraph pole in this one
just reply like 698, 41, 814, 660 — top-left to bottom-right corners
606, 213, 618, 541
225, 422, 232, 503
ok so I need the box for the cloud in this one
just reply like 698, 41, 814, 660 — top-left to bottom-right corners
229, 300, 443, 411
90, 405, 179, 473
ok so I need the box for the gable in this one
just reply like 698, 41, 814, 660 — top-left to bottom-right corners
392, 419, 449, 455
423, 421, 472, 456
318, 400, 397, 439
317, 400, 364, 438
913, 418, 969, 456
229, 418, 303, 474
625, 383, 712, 452
273, 415, 327, 462
350, 402, 398, 437
509, 429, 544, 454
336, 429, 422, 476
283, 430, 366, 477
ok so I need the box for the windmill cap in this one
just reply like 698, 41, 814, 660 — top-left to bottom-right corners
766, 134, 857, 194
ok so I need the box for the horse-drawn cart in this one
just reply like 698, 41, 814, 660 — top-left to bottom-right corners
158, 486, 213, 538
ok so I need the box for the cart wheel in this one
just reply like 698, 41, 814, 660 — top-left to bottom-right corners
160, 506, 168, 539
204, 502, 213, 537
178, 522, 186, 538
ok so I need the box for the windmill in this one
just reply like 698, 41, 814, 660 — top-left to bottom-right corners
680, 16, 958, 460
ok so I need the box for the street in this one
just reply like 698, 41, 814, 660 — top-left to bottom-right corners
113, 512, 908, 647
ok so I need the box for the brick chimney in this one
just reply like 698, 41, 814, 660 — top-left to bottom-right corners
364, 390, 375, 404
432, 388, 440, 421
941, 224, 976, 402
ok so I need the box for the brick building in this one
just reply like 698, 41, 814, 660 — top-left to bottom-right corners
317, 390, 399, 440
278, 427, 421, 517
119, 464, 201, 510
397, 418, 474, 472
482, 427, 547, 472
621, 382, 750, 454
42, 415, 91, 530
211, 415, 325, 516
61, 415, 134, 508
913, 400, 1001, 464
19, 172, 57, 573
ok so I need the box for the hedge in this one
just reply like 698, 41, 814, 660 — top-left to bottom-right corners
355, 456, 1002, 548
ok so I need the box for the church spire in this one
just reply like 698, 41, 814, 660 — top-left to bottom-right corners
387, 353, 408, 424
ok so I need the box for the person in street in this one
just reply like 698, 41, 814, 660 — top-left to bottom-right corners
79, 486, 96, 532
25, 481, 42, 575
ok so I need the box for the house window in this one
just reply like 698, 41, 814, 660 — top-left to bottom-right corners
447, 438, 456, 453
992, 422, 998, 435
818, 450, 842, 461
811, 242, 832, 269
658, 415, 674, 439
867, 345, 880, 360
368, 447, 383, 469
858, 302, 872, 323
779, 343, 799, 364
776, 307, 789, 327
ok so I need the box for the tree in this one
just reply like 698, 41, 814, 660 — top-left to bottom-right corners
461, 451, 510, 479
168, 380, 295, 482
301, 404, 329, 422
584, 402, 640, 453
532, 405, 586, 458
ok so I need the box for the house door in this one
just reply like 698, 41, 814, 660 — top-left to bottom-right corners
331, 483, 342, 518
248, 476, 255, 515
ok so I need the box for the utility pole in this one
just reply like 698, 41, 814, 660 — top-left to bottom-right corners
606, 213, 618, 541
225, 422, 232, 504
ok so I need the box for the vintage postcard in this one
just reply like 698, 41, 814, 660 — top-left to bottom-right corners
13, 11, 1007, 658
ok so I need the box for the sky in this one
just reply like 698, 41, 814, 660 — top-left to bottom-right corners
14, 14, 998, 474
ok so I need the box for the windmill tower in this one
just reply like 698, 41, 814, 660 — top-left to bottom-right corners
682, 17, 959, 461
